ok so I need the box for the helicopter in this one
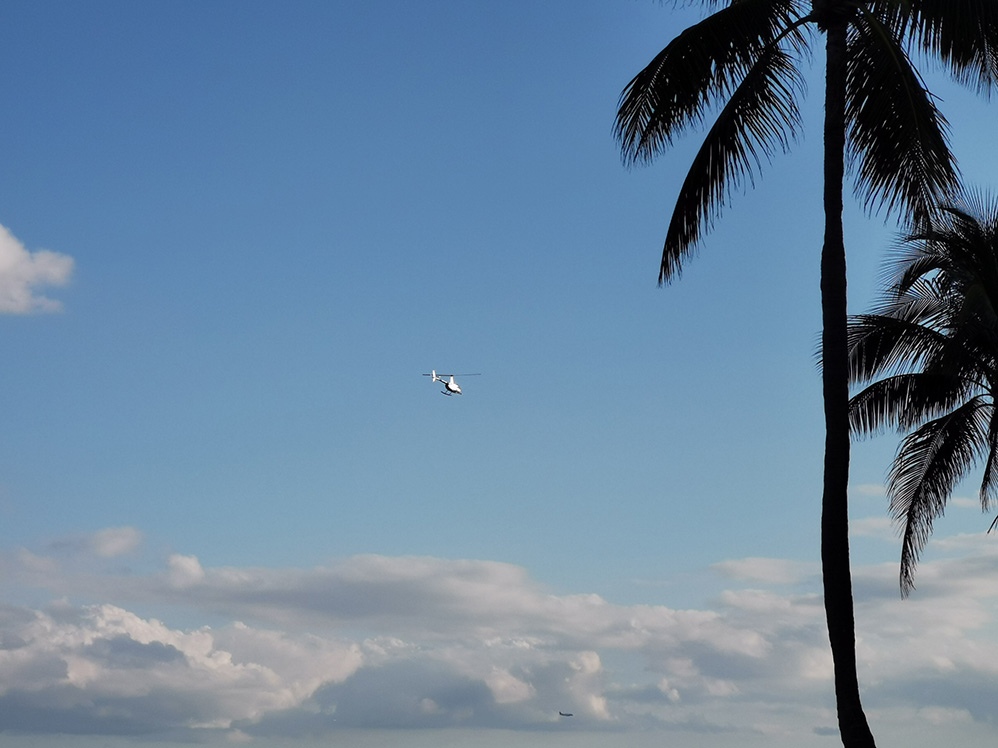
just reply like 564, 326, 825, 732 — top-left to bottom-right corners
423, 370, 480, 396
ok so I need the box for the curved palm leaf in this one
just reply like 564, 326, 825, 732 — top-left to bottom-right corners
658, 42, 804, 281
896, 0, 998, 90
850, 371, 972, 434
894, 198, 998, 289
846, 10, 959, 223
615, 0, 801, 165
980, 410, 998, 509
889, 396, 991, 594
848, 311, 951, 381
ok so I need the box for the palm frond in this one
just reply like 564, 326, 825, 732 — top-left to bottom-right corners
950, 188, 998, 232
866, 285, 949, 327
847, 309, 950, 381
980, 408, 998, 511
898, 0, 998, 92
657, 42, 804, 281
615, 0, 804, 165
849, 371, 970, 434
845, 10, 959, 226
889, 396, 991, 595
890, 198, 998, 345
885, 199, 997, 293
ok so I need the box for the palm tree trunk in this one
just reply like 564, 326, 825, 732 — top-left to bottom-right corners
821, 18, 877, 748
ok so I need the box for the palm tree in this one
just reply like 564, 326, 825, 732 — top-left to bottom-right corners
849, 192, 998, 596
615, 3, 998, 746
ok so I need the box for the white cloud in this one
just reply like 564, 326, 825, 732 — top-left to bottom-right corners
91, 527, 143, 558
951, 496, 981, 509
712, 558, 816, 585
930, 532, 998, 555
2, 534, 998, 744
0, 601, 363, 734
850, 516, 895, 541
851, 483, 886, 498
168, 554, 206, 587
0, 223, 74, 314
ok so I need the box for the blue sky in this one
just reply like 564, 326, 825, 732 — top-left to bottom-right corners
1, 2, 998, 746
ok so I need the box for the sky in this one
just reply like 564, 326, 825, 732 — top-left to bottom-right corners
1, 1, 998, 746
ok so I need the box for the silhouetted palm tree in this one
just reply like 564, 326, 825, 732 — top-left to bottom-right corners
615, 3, 998, 746
849, 192, 998, 595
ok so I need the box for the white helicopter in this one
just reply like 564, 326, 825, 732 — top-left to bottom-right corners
423, 370, 481, 395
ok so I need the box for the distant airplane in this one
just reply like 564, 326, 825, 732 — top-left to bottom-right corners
559, 711, 573, 717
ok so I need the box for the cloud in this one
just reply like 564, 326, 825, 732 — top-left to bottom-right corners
0, 224, 74, 314
167, 554, 206, 588
2, 530, 998, 744
850, 516, 894, 541
91, 527, 143, 558
41, 527, 143, 562
0, 601, 363, 735
950, 495, 987, 510
711, 558, 816, 585
851, 483, 886, 498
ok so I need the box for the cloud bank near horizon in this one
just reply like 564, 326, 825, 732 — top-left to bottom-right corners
1, 529, 997, 744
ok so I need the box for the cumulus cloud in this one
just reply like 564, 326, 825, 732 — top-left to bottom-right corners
0, 223, 74, 314
168, 554, 206, 588
0, 601, 362, 735
2, 529, 998, 744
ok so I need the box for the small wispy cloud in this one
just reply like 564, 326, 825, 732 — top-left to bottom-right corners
850, 516, 894, 541
42, 526, 144, 560
0, 223, 74, 314
711, 557, 816, 585
950, 496, 980, 509
91, 527, 143, 558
